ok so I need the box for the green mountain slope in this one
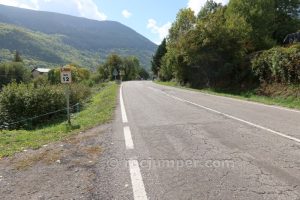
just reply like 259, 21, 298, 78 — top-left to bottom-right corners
0, 4, 156, 69
0, 23, 100, 69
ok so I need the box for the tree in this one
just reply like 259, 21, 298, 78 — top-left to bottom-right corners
159, 49, 176, 81
275, 0, 300, 19
138, 67, 150, 80
157, 0, 299, 90
168, 8, 196, 45
159, 2, 252, 88
14, 50, 23, 62
96, 63, 110, 82
123, 56, 139, 81
151, 38, 167, 76
161, 8, 196, 83
0, 62, 30, 88
198, 0, 222, 19
226, 0, 276, 51
106, 54, 123, 80
181, 6, 244, 87
273, 0, 300, 43
96, 54, 145, 81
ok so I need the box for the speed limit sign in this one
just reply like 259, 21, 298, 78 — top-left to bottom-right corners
61, 67, 72, 84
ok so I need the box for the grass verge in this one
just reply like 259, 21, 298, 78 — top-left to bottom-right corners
155, 81, 300, 110
0, 83, 118, 158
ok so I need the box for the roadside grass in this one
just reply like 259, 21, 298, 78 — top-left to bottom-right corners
0, 83, 118, 158
155, 81, 300, 110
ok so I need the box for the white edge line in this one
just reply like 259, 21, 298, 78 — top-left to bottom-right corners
124, 126, 134, 150
199, 90, 300, 114
120, 85, 128, 123
129, 160, 148, 200
151, 87, 300, 144
154, 82, 300, 114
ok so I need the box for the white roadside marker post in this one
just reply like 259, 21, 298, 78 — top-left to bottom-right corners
61, 66, 72, 125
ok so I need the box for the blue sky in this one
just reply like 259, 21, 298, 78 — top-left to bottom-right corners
0, 0, 228, 44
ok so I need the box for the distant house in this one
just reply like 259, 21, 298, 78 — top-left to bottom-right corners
31, 68, 51, 78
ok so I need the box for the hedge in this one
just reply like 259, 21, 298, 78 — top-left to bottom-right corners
0, 82, 91, 129
251, 44, 300, 84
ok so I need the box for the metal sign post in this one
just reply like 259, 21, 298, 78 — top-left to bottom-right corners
120, 70, 125, 82
61, 66, 72, 125
113, 69, 118, 81
65, 85, 71, 125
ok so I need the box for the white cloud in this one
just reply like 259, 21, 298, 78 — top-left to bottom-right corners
187, 0, 228, 15
147, 19, 171, 44
0, 0, 107, 20
74, 0, 107, 20
30, 0, 39, 9
0, 0, 39, 10
122, 9, 132, 19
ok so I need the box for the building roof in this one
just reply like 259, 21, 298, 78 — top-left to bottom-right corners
32, 68, 51, 73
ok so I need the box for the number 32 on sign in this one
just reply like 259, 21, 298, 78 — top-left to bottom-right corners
61, 67, 72, 84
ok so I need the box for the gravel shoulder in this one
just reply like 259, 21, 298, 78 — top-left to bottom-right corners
0, 123, 114, 200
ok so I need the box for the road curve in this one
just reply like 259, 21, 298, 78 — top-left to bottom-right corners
110, 81, 300, 200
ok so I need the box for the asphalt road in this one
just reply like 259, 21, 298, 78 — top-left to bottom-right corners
107, 81, 300, 200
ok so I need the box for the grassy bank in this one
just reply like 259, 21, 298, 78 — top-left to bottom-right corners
0, 83, 118, 158
155, 81, 300, 110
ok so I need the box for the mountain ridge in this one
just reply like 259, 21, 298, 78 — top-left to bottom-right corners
0, 4, 156, 69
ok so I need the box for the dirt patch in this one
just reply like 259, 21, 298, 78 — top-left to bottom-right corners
12, 149, 63, 170
0, 123, 112, 200
83, 146, 102, 156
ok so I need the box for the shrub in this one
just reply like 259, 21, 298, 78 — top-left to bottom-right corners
32, 75, 49, 88
69, 83, 91, 105
0, 62, 31, 88
0, 82, 91, 129
48, 64, 91, 84
251, 44, 300, 84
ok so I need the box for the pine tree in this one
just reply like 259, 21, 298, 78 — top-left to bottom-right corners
151, 38, 167, 76
14, 50, 23, 62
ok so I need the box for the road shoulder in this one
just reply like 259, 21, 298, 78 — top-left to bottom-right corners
0, 123, 114, 200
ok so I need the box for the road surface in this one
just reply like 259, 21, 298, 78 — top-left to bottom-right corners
109, 81, 300, 200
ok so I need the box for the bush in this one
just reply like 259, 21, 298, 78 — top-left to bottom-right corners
32, 75, 49, 88
81, 79, 95, 87
0, 82, 91, 129
69, 83, 91, 105
91, 73, 103, 84
0, 62, 31, 88
48, 64, 91, 84
251, 44, 300, 84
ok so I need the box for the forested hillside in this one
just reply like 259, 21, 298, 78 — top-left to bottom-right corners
0, 4, 156, 69
0, 23, 101, 68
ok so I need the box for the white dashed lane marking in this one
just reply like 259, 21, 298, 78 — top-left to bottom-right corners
120, 84, 148, 200
129, 160, 148, 200
124, 126, 134, 150
120, 85, 128, 123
